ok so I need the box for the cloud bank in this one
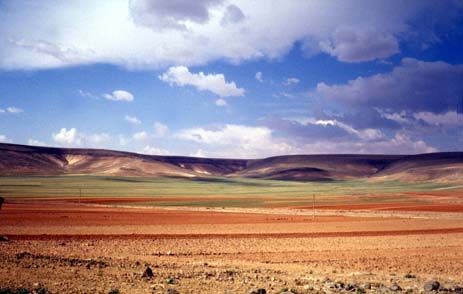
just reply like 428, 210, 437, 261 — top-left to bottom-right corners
1, 1, 460, 70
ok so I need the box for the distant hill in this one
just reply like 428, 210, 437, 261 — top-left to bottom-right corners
0, 143, 462, 182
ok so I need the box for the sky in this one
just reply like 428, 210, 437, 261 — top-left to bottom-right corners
0, 0, 462, 158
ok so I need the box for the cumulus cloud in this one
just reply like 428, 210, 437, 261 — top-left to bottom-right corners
102, 90, 134, 102
0, 1, 459, 70
86, 133, 111, 145
215, 98, 227, 106
52, 128, 113, 147
296, 133, 437, 155
153, 122, 169, 137
28, 139, 47, 146
132, 131, 150, 141
377, 109, 411, 125
319, 29, 399, 62
173, 122, 437, 158
191, 149, 207, 157
159, 66, 244, 97
0, 134, 11, 143
176, 124, 293, 158
141, 145, 170, 155
285, 117, 384, 141
317, 58, 463, 112
52, 128, 82, 146
124, 115, 141, 125
414, 111, 463, 127
262, 116, 439, 155
283, 77, 300, 86
255, 71, 263, 82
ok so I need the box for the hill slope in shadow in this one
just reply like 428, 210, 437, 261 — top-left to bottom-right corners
0, 143, 462, 182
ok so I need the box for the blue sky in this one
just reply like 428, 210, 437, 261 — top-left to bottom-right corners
0, 0, 462, 158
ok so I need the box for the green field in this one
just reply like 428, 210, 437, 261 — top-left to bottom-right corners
1, 175, 461, 208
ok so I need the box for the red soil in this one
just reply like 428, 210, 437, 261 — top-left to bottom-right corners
6, 227, 463, 241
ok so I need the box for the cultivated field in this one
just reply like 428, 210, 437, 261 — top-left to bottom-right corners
1, 176, 463, 293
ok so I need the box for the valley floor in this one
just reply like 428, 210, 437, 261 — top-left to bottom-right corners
1, 200, 463, 293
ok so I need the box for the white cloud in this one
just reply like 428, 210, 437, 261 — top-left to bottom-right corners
175, 122, 437, 158
132, 131, 150, 141
153, 122, 169, 137
296, 133, 437, 155
118, 135, 129, 146
283, 77, 300, 86
78, 89, 99, 99
141, 145, 170, 155
377, 109, 411, 125
319, 29, 399, 62
159, 66, 244, 97
191, 149, 207, 157
28, 139, 47, 146
124, 115, 141, 125
255, 71, 263, 82
6, 107, 23, 113
414, 111, 463, 126
102, 90, 134, 102
215, 98, 227, 106
52, 128, 113, 147
52, 128, 82, 146
0, 134, 11, 143
273, 92, 295, 99
86, 133, 111, 145
291, 117, 384, 141
176, 124, 293, 158
1, 1, 455, 70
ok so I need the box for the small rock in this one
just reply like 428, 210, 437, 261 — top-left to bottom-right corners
390, 283, 402, 291
141, 266, 154, 279
424, 280, 440, 292
249, 289, 266, 294
325, 282, 336, 289
0, 235, 9, 242
322, 277, 332, 283
346, 282, 358, 291
167, 289, 179, 294
362, 282, 371, 290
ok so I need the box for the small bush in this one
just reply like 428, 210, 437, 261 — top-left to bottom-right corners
108, 289, 120, 294
404, 273, 416, 279
0, 288, 12, 294
17, 289, 30, 294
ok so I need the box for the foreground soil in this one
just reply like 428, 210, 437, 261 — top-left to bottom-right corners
1, 201, 463, 293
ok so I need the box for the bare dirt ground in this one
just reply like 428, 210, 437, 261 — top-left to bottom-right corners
1, 198, 463, 293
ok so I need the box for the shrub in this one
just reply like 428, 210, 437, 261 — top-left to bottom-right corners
404, 273, 416, 279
